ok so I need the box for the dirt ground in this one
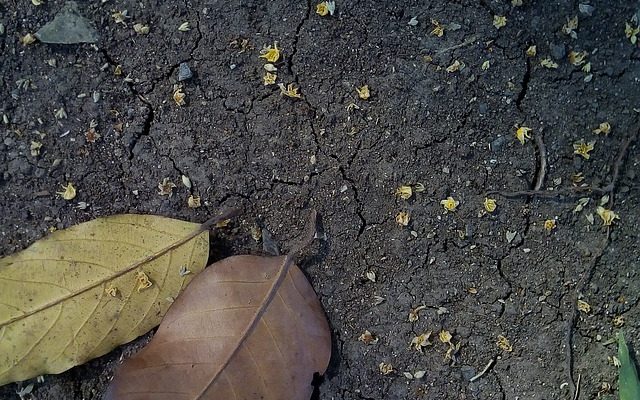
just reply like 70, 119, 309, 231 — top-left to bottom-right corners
2, 0, 640, 399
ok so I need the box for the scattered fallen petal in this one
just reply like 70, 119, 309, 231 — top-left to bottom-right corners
178, 22, 190, 32
573, 140, 595, 159
543, 219, 556, 232
493, 15, 507, 29
496, 335, 513, 352
157, 178, 176, 197
596, 206, 619, 226
358, 330, 378, 345
395, 185, 413, 200
57, 182, 76, 200
396, 211, 410, 226
593, 122, 611, 135
356, 85, 370, 100
259, 42, 281, 63
577, 299, 591, 313
484, 197, 497, 213
440, 196, 459, 212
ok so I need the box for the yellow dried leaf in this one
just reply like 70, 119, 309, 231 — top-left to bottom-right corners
356, 85, 370, 100
593, 122, 611, 135
577, 299, 591, 313
395, 185, 413, 200
57, 182, 76, 200
396, 211, 410, 226
516, 126, 533, 145
484, 197, 497, 213
573, 140, 595, 159
497, 335, 513, 352
440, 196, 459, 212
493, 15, 507, 29
0, 215, 210, 385
259, 42, 280, 63
596, 206, 619, 226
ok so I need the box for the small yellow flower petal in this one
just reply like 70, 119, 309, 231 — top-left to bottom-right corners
396, 211, 410, 226
430, 19, 444, 37
515, 126, 532, 145
484, 197, 497, 213
593, 122, 611, 135
496, 335, 513, 352
173, 87, 186, 106
356, 85, 370, 100
596, 206, 619, 226
543, 219, 556, 232
395, 185, 413, 200
577, 299, 591, 313
57, 182, 77, 200
263, 72, 277, 85
573, 140, 595, 159
259, 42, 280, 63
526, 45, 537, 57
440, 196, 459, 212
438, 330, 452, 344
278, 83, 302, 99
316, 2, 329, 16
493, 15, 507, 29
540, 58, 558, 69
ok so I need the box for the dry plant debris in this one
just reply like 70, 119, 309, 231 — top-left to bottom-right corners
516, 126, 532, 144
573, 140, 595, 159
356, 85, 370, 100
187, 194, 201, 208
395, 185, 413, 200
157, 178, 176, 197
278, 83, 302, 99
593, 122, 611, 135
408, 305, 426, 322
483, 197, 497, 213
259, 42, 281, 62
178, 22, 190, 32
596, 206, 619, 226
358, 330, 378, 345
396, 211, 410, 226
57, 182, 76, 200
440, 196, 459, 212
577, 300, 591, 313
544, 219, 557, 232
496, 335, 513, 352
540, 58, 559, 69
263, 72, 277, 85
379, 362, 394, 375
431, 19, 445, 37
493, 15, 507, 29
316, 1, 335, 16
526, 45, 537, 57
410, 332, 432, 353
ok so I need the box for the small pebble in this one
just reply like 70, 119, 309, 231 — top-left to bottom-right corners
549, 43, 566, 60
178, 62, 193, 81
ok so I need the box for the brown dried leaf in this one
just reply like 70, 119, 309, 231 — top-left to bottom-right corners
105, 254, 331, 399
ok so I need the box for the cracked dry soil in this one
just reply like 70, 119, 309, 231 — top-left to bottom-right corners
2, 0, 640, 399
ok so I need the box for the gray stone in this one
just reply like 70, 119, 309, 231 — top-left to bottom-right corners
491, 135, 506, 152
35, 1, 98, 44
178, 62, 193, 81
262, 228, 280, 256
549, 43, 566, 60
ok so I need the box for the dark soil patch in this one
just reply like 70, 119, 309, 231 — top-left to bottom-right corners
1, 0, 639, 399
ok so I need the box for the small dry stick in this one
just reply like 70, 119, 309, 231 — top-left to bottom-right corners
533, 133, 546, 191
436, 35, 477, 54
469, 357, 496, 382
572, 373, 581, 400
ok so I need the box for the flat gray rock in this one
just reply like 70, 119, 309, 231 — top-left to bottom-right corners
35, 1, 98, 44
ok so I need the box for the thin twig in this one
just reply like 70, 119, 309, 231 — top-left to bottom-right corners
436, 35, 477, 54
572, 373, 581, 400
533, 134, 547, 191
469, 357, 495, 382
